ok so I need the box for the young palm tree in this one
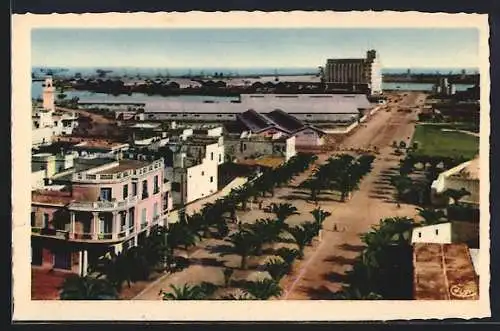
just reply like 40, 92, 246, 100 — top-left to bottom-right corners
301, 221, 320, 245
249, 218, 283, 246
310, 207, 331, 227
417, 207, 446, 225
287, 225, 310, 259
390, 174, 413, 207
264, 258, 289, 281
226, 229, 257, 269
160, 284, 206, 300
242, 278, 283, 300
60, 275, 118, 300
275, 247, 300, 272
269, 202, 299, 225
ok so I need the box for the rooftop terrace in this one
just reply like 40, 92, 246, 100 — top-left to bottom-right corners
94, 159, 150, 175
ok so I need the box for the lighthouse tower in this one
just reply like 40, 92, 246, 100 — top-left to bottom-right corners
42, 77, 55, 112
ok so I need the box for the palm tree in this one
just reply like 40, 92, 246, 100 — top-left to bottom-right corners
91, 250, 133, 291
391, 174, 413, 207
269, 202, 299, 225
160, 284, 206, 300
332, 286, 383, 300
167, 220, 199, 251
300, 177, 323, 202
242, 279, 283, 300
248, 218, 282, 252
287, 225, 310, 259
275, 247, 300, 270
264, 258, 289, 281
60, 275, 118, 300
417, 207, 446, 225
443, 188, 471, 205
226, 229, 257, 269
301, 221, 320, 245
310, 207, 331, 227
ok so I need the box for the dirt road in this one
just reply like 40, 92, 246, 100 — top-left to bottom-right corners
280, 92, 425, 299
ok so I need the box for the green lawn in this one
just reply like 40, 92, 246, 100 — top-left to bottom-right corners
411, 124, 479, 159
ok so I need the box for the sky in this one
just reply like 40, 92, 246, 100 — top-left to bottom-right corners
31, 28, 479, 69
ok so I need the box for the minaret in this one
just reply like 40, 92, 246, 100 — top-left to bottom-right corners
42, 77, 55, 111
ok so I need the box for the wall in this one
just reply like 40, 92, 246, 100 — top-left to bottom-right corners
146, 113, 237, 122
32, 156, 56, 177
133, 168, 164, 228
443, 177, 479, 206
294, 128, 324, 146
225, 138, 288, 160
411, 223, 452, 244
32, 127, 54, 146
285, 136, 296, 161
32, 170, 46, 190
186, 160, 218, 203
146, 112, 359, 123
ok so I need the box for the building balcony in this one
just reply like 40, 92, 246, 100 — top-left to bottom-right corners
71, 159, 164, 183
69, 196, 139, 212
32, 225, 137, 243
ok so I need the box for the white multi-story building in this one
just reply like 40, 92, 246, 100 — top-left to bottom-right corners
32, 77, 79, 147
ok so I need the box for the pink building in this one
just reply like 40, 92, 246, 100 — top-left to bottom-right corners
31, 158, 167, 275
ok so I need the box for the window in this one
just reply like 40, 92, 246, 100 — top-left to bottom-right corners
153, 175, 159, 194
142, 180, 149, 199
418, 232, 422, 238
141, 208, 147, 225
100, 188, 112, 201
218, 154, 222, 162
201, 171, 205, 176
172, 182, 181, 192
153, 203, 158, 218
211, 152, 214, 160
43, 213, 49, 228
435, 229, 439, 235
123, 184, 129, 199
132, 182, 137, 196
31, 212, 36, 227
210, 176, 214, 183
243, 143, 247, 151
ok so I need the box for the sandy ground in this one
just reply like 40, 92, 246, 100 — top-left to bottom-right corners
133, 91, 428, 300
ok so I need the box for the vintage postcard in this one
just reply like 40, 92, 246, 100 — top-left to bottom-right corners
12, 11, 490, 321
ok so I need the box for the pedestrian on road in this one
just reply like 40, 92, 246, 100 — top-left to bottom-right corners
258, 200, 263, 210
333, 223, 338, 232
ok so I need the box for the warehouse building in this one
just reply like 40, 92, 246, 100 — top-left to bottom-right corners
141, 93, 372, 123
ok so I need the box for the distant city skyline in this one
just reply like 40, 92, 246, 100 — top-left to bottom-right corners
32, 28, 479, 69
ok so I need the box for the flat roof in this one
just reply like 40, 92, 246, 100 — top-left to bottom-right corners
32, 190, 74, 205
237, 156, 285, 169
413, 243, 479, 300
143, 94, 371, 114
74, 140, 129, 150
94, 159, 150, 175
